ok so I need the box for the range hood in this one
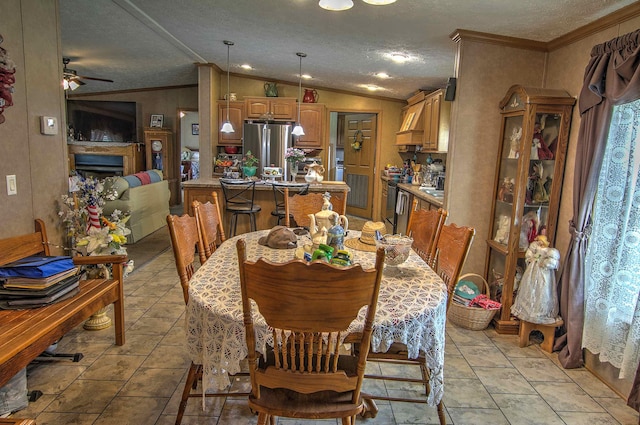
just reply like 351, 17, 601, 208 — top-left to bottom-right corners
396, 91, 426, 145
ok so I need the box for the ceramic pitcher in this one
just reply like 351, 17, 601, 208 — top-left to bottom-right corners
264, 82, 278, 97
303, 88, 318, 103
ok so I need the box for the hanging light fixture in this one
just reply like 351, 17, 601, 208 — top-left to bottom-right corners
221, 40, 235, 134
319, 0, 352, 10
362, 0, 396, 4
292, 52, 306, 137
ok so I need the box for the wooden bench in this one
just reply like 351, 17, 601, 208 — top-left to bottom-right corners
0, 219, 126, 388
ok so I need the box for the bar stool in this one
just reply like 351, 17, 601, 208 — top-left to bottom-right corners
220, 180, 261, 237
270, 182, 309, 225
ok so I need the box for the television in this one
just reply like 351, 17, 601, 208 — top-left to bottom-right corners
66, 100, 138, 143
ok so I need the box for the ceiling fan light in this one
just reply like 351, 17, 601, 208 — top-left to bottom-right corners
292, 125, 305, 136
221, 122, 235, 133
69, 79, 82, 90
63, 79, 70, 90
319, 0, 353, 11
362, 0, 396, 4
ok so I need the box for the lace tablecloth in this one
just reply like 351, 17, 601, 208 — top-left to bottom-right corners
186, 230, 447, 406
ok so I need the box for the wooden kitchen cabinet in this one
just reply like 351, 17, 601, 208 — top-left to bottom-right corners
395, 89, 450, 152
422, 89, 450, 152
485, 85, 575, 334
245, 97, 296, 120
294, 103, 325, 149
217, 101, 244, 146
380, 179, 388, 221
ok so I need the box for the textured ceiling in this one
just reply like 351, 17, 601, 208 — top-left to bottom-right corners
59, 0, 636, 99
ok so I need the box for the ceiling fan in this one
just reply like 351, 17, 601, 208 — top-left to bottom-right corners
62, 57, 113, 90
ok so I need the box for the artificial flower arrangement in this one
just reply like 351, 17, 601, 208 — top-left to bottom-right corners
285, 147, 306, 164
59, 175, 132, 258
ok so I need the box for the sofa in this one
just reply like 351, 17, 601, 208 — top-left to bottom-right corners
102, 170, 170, 243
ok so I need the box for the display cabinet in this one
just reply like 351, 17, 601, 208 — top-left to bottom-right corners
485, 85, 575, 334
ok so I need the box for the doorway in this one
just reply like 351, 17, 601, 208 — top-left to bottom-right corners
177, 108, 198, 205
329, 112, 377, 219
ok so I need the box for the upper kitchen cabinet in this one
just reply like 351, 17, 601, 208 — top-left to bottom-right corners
294, 103, 325, 149
396, 91, 425, 145
395, 89, 450, 152
485, 85, 575, 334
422, 89, 450, 152
245, 97, 296, 120
218, 101, 244, 146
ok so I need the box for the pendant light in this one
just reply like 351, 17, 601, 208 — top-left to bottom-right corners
292, 52, 306, 137
319, 0, 353, 10
221, 40, 235, 134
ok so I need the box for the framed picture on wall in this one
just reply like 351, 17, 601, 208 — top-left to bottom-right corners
192, 123, 199, 135
150, 114, 164, 128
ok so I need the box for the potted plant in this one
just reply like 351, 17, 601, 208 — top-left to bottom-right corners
242, 150, 258, 178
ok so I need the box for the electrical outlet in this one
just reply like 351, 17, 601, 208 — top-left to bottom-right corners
6, 175, 16, 195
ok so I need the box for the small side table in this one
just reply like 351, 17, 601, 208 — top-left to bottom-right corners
519, 318, 564, 353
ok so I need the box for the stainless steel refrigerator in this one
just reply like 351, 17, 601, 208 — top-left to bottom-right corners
242, 122, 293, 180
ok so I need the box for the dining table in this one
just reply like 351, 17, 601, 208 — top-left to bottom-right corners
185, 229, 448, 407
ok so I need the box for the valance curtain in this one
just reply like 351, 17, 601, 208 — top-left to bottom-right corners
552, 28, 640, 409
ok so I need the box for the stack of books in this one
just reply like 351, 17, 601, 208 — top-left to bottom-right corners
0, 256, 81, 309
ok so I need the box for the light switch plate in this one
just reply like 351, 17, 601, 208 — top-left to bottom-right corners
40, 116, 58, 135
6, 175, 17, 195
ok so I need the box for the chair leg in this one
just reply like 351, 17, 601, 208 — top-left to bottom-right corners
437, 400, 446, 425
250, 213, 257, 232
230, 214, 237, 237
176, 362, 199, 425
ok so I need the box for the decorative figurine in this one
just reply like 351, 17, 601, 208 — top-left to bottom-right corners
508, 126, 522, 159
511, 235, 561, 324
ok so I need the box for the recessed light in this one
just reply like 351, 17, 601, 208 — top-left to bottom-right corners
241, 64, 252, 70
360, 84, 382, 91
302, 74, 312, 79
375, 72, 390, 79
389, 53, 409, 63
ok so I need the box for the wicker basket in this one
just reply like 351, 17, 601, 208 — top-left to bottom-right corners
448, 273, 498, 330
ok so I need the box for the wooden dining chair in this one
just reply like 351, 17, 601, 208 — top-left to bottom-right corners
360, 221, 474, 425
237, 238, 385, 425
406, 198, 448, 265
270, 182, 310, 225
167, 213, 249, 425
433, 222, 476, 311
166, 214, 203, 305
283, 188, 348, 228
192, 192, 226, 264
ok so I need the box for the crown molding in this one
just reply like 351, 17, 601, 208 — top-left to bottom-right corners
450, 29, 548, 52
547, 2, 640, 51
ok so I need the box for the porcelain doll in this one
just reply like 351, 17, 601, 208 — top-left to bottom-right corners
511, 235, 561, 324
508, 126, 522, 159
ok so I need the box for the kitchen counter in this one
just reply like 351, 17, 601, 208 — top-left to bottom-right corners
182, 178, 350, 234
381, 175, 444, 208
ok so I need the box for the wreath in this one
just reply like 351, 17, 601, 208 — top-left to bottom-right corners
351, 130, 364, 151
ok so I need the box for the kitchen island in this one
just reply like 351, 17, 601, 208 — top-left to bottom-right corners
182, 178, 350, 235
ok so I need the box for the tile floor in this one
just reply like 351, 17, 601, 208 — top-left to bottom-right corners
8, 232, 640, 424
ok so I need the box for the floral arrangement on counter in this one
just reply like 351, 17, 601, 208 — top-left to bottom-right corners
285, 147, 306, 164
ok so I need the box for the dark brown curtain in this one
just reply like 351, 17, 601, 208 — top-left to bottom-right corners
551, 29, 640, 409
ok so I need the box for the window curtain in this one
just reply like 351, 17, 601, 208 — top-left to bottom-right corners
582, 100, 640, 379
551, 29, 640, 410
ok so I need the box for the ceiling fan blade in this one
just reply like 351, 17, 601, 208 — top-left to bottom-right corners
75, 75, 114, 83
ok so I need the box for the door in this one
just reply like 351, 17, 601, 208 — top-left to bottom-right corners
343, 113, 376, 218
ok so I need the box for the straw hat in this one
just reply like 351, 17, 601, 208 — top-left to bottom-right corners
344, 221, 386, 252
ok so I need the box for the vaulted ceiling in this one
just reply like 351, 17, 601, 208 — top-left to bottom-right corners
60, 0, 637, 99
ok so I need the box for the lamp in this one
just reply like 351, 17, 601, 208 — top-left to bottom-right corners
362, 0, 396, 4
221, 40, 235, 134
292, 52, 306, 137
319, 0, 353, 11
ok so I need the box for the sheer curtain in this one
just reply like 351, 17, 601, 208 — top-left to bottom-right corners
583, 100, 640, 379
